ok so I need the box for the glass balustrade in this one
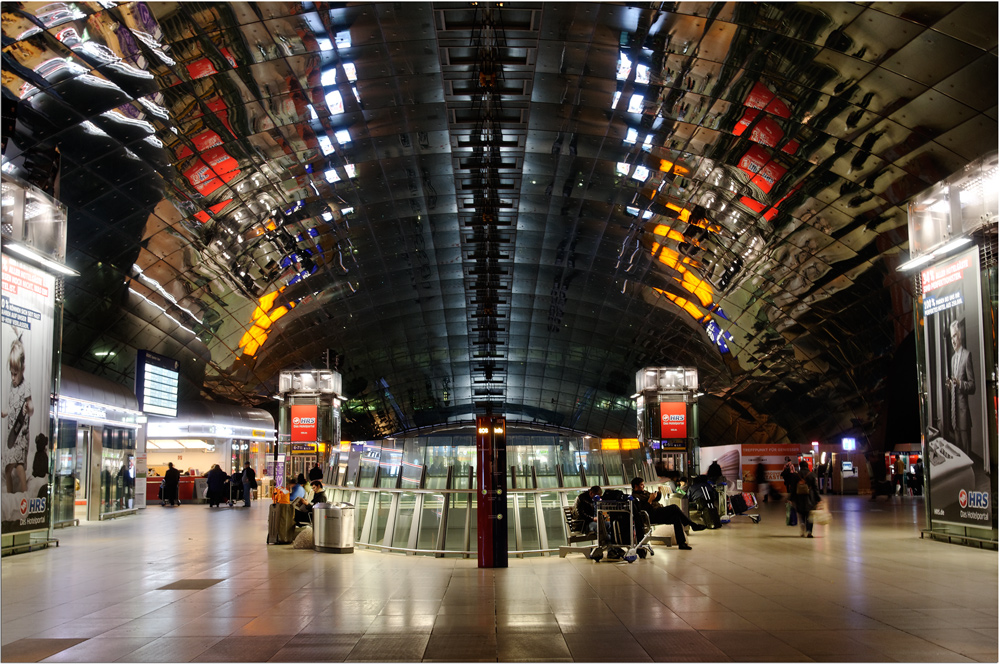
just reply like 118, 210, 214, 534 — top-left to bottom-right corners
319, 431, 657, 556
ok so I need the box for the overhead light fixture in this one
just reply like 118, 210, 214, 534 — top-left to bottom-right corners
896, 237, 973, 272
931, 236, 972, 256
896, 253, 934, 272
630, 392, 641, 399
5, 243, 79, 276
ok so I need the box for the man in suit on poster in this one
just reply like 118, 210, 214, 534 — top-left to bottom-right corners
947, 319, 975, 456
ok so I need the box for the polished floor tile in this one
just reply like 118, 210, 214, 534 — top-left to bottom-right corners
1, 495, 996, 662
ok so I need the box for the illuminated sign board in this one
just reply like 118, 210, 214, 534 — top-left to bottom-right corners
135, 350, 179, 417
660, 401, 687, 438
290, 404, 318, 442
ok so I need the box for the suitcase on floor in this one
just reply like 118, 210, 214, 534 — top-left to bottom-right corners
267, 503, 296, 544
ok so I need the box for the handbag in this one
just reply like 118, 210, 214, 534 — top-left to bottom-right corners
809, 503, 832, 525
785, 502, 797, 526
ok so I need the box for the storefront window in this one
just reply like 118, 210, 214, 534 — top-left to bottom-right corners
100, 427, 135, 515
53, 420, 78, 524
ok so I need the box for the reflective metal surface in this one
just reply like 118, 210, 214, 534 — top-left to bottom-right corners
2, 2, 996, 443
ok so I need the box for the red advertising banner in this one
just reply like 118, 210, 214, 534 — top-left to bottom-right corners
660, 402, 687, 438
740, 444, 802, 487
290, 404, 318, 442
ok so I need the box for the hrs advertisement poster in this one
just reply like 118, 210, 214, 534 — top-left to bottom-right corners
290, 404, 318, 442
659, 401, 687, 439
920, 247, 993, 529
1, 255, 55, 535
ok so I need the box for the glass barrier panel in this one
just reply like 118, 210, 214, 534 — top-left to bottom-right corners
418, 491, 446, 549
393, 491, 417, 549
541, 492, 566, 545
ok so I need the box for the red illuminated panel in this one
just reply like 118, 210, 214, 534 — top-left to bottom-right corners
744, 81, 791, 118
660, 401, 687, 438
290, 404, 318, 442
734, 109, 799, 154
193, 199, 234, 223
185, 48, 237, 80
738, 145, 787, 194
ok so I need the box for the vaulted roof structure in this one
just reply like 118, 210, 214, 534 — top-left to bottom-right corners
2, 2, 997, 444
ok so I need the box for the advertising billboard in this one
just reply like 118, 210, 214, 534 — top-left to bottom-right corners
660, 401, 687, 438
920, 247, 993, 529
290, 404, 318, 442
1, 254, 55, 535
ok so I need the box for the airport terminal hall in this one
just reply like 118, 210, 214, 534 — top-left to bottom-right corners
1, 1, 998, 662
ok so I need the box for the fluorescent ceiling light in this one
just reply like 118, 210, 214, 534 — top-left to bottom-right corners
896, 254, 934, 272
931, 237, 972, 256
896, 237, 973, 272
5, 243, 78, 276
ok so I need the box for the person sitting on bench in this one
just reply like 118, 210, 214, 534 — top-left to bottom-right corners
293, 480, 328, 526
630, 477, 705, 550
573, 485, 603, 535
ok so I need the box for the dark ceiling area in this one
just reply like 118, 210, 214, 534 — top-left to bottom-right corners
2, 2, 997, 445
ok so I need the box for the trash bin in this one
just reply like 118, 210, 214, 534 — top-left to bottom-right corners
313, 502, 354, 553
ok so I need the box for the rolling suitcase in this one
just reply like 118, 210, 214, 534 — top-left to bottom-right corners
267, 503, 296, 544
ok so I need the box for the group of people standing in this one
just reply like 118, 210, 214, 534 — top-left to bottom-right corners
158, 461, 258, 508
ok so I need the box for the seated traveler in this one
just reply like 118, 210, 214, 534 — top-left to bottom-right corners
630, 476, 705, 550
293, 480, 328, 526
289, 475, 307, 502
572, 485, 603, 535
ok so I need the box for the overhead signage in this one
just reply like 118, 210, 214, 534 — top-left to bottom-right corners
135, 350, 179, 417
290, 404, 318, 442
660, 401, 687, 438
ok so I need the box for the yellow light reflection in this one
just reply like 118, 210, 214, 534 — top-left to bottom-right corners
658, 159, 689, 176
238, 287, 293, 357
601, 438, 621, 450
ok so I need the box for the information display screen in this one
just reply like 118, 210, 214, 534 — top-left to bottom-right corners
135, 350, 179, 417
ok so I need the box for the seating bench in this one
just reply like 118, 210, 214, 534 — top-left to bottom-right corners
558, 506, 597, 557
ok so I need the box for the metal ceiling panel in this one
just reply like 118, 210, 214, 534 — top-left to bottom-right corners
2, 1, 996, 446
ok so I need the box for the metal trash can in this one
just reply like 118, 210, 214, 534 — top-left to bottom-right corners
313, 502, 355, 553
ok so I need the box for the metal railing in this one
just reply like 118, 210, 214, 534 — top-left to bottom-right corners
323, 483, 636, 557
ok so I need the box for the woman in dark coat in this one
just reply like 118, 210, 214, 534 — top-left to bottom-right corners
791, 460, 821, 538
206, 464, 229, 507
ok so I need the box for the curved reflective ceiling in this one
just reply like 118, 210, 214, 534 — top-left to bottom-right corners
2, 2, 997, 443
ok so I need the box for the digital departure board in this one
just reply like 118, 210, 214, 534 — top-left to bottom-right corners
135, 350, 179, 417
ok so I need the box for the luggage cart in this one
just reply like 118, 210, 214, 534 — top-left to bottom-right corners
229, 480, 242, 506
726, 491, 761, 523
589, 498, 654, 563
715, 480, 730, 524
688, 481, 722, 529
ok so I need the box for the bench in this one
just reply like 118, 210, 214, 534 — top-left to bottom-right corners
557, 506, 598, 557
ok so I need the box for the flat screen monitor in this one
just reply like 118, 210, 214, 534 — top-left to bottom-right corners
135, 350, 179, 417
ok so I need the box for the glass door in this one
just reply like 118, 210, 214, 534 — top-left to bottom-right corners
53, 421, 78, 524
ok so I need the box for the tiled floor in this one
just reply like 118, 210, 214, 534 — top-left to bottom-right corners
1, 495, 996, 662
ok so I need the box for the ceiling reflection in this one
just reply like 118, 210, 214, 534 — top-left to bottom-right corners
2, 2, 996, 443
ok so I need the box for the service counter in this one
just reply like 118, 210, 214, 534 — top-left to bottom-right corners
145, 476, 205, 503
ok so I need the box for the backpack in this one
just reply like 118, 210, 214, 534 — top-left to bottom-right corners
795, 475, 810, 495
601, 488, 627, 501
